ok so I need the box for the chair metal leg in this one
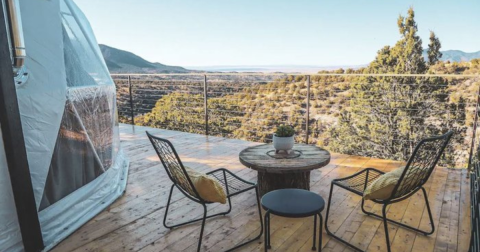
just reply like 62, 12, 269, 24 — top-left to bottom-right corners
197, 205, 208, 252
163, 184, 175, 229
225, 187, 264, 252
222, 170, 232, 215
164, 184, 233, 229
325, 183, 364, 252
327, 185, 436, 252
313, 214, 317, 250
256, 187, 265, 240
361, 198, 370, 216
165, 184, 263, 251
382, 204, 391, 252
422, 187, 435, 235
324, 183, 334, 235
360, 170, 371, 216
361, 187, 434, 235
225, 197, 232, 215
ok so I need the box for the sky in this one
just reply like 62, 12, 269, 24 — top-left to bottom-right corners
74, 0, 480, 67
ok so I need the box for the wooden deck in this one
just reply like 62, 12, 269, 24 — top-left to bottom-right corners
52, 124, 471, 252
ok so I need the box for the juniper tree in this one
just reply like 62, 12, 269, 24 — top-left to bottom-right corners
428, 31, 443, 66
328, 7, 456, 165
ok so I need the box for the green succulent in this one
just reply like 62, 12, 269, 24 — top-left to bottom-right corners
275, 125, 295, 137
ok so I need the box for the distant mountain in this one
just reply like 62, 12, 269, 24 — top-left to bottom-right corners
99, 44, 193, 73
187, 65, 367, 73
423, 49, 480, 63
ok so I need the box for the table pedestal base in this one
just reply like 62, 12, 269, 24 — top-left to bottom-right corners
257, 171, 310, 196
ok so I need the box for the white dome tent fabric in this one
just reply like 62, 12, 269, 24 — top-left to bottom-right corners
0, 127, 23, 251
0, 0, 129, 251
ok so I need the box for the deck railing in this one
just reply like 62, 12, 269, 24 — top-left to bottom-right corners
471, 150, 480, 251
113, 73, 480, 169
470, 85, 480, 252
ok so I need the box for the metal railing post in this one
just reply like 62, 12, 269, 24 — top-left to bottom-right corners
204, 75, 209, 135
468, 83, 480, 174
128, 75, 135, 125
306, 75, 311, 144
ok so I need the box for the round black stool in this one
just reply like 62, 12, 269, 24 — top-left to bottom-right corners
261, 189, 325, 252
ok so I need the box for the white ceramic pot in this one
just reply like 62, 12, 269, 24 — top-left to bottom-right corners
273, 134, 295, 151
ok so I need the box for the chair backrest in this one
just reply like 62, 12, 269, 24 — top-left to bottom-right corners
146, 131, 201, 200
391, 131, 454, 200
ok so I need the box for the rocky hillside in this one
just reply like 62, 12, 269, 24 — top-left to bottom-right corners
100, 44, 193, 74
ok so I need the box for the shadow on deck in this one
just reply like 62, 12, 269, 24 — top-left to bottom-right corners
52, 124, 470, 252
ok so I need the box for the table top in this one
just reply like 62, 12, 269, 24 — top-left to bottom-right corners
261, 189, 325, 217
239, 144, 330, 173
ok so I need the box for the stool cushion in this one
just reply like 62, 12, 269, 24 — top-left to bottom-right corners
261, 189, 324, 218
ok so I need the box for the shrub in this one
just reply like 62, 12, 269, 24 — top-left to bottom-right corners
275, 125, 295, 137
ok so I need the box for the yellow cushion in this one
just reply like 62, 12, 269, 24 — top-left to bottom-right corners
363, 167, 405, 200
185, 167, 227, 204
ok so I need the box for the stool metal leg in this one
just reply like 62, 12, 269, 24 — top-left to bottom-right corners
264, 211, 270, 251
267, 213, 271, 249
312, 214, 317, 250
318, 213, 323, 252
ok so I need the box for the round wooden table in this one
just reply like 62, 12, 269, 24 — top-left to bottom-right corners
239, 144, 330, 196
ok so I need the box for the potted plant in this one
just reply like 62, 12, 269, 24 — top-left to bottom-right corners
273, 125, 295, 153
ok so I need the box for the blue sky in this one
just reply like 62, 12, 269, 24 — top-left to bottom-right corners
74, 0, 479, 67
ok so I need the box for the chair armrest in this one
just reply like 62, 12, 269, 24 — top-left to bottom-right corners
333, 168, 384, 183
207, 168, 256, 186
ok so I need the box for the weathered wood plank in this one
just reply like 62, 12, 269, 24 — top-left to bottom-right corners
50, 124, 470, 252
457, 169, 471, 252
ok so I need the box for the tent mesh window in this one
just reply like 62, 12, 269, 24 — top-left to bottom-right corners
39, 1, 119, 210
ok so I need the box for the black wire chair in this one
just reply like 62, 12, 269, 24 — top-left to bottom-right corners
146, 131, 263, 252
325, 131, 454, 252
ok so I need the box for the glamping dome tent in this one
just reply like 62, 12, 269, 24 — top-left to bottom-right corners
0, 0, 129, 251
